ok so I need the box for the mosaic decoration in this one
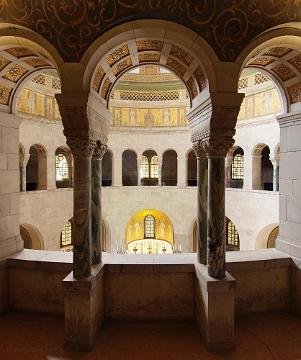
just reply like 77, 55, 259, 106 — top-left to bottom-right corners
112, 57, 132, 76
4, 47, 35, 58
0, 56, 11, 72
166, 57, 187, 77
170, 45, 194, 66
288, 54, 301, 73
248, 57, 275, 67
287, 82, 301, 104
193, 66, 207, 91
186, 77, 198, 99
2, 64, 28, 82
106, 45, 129, 67
271, 64, 295, 81
0, 84, 12, 105
24, 58, 50, 68
136, 40, 163, 52
263, 47, 293, 58
1, 1, 300, 61
92, 67, 105, 92
138, 53, 160, 63
101, 78, 112, 99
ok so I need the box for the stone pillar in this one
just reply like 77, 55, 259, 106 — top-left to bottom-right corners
20, 154, 29, 192
177, 153, 186, 187
91, 142, 107, 265
47, 154, 57, 190
157, 154, 162, 186
225, 154, 233, 188
113, 153, 122, 186
271, 159, 279, 192
66, 134, 96, 279
252, 154, 262, 190
193, 141, 208, 265
137, 154, 141, 186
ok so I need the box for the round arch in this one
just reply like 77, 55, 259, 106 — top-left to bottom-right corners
81, 20, 218, 108
20, 223, 44, 250
256, 223, 279, 249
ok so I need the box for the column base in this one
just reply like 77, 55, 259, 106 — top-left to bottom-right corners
194, 263, 236, 351
63, 263, 105, 351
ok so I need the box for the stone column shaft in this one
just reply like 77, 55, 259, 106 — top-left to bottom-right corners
91, 143, 107, 265
207, 156, 226, 279
197, 156, 208, 264
225, 155, 233, 188
20, 165, 26, 192
67, 137, 96, 279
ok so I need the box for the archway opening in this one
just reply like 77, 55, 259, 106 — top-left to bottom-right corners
140, 150, 158, 186
26, 144, 47, 191
162, 150, 177, 186
187, 150, 197, 187
102, 150, 113, 186
125, 209, 174, 254
55, 147, 72, 188
20, 224, 44, 250
122, 150, 138, 186
231, 147, 244, 189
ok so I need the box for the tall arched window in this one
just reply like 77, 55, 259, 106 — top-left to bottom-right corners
60, 221, 73, 250
140, 150, 158, 185
231, 148, 244, 188
226, 218, 240, 251
187, 150, 197, 186
144, 215, 155, 239
56, 153, 69, 182
122, 150, 138, 186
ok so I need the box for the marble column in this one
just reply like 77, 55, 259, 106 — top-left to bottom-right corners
20, 155, 29, 192
66, 135, 96, 279
193, 142, 208, 265
157, 154, 162, 186
91, 142, 107, 265
207, 151, 226, 279
137, 154, 141, 186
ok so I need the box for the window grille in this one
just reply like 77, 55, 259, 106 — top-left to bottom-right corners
150, 156, 158, 178
255, 73, 269, 85
144, 215, 155, 239
119, 90, 180, 102
227, 221, 239, 248
140, 156, 149, 178
56, 153, 69, 181
61, 221, 72, 247
231, 154, 244, 180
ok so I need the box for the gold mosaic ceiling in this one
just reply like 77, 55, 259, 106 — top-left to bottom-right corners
92, 39, 207, 103
247, 46, 301, 105
0, 46, 53, 107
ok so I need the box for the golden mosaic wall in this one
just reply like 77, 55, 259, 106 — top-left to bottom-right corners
17, 88, 61, 121
125, 209, 173, 244
238, 88, 281, 121
110, 106, 188, 127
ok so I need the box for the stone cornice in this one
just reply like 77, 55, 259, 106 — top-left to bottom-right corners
277, 112, 301, 128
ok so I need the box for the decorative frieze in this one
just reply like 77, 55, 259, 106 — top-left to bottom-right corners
106, 45, 129, 67
3, 64, 28, 82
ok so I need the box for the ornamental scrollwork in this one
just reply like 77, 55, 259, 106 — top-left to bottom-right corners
0, 0, 300, 62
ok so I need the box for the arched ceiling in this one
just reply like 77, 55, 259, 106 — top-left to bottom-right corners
246, 46, 301, 106
0, 1, 300, 61
91, 40, 207, 104
0, 46, 55, 110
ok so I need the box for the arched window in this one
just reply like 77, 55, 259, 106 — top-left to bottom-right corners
122, 150, 138, 186
226, 219, 240, 251
187, 150, 197, 186
56, 153, 69, 182
150, 156, 158, 178
140, 156, 149, 178
232, 154, 244, 180
144, 215, 155, 239
102, 150, 113, 186
60, 221, 73, 249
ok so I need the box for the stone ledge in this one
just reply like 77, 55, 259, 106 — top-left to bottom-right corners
195, 263, 236, 292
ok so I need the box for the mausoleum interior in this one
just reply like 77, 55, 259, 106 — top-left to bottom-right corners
1, 2, 301, 358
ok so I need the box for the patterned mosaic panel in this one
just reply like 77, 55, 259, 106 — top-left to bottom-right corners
271, 64, 295, 81
288, 54, 301, 73
4, 47, 35, 58
24, 58, 50, 68
112, 57, 132, 76
136, 40, 163, 52
166, 57, 187, 77
3, 64, 28, 82
0, 84, 12, 105
106, 45, 129, 67
249, 57, 275, 67
186, 77, 197, 99
92, 67, 105, 92
0, 56, 11, 72
287, 81, 301, 104
101, 78, 112, 99
138, 53, 161, 63
263, 47, 293, 58
193, 66, 207, 91
170, 45, 194, 66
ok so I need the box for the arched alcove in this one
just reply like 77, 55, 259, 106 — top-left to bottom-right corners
55, 147, 72, 188
162, 150, 177, 186
256, 223, 279, 249
102, 150, 113, 186
187, 150, 197, 187
20, 224, 44, 250
125, 209, 174, 254
122, 150, 138, 186
140, 150, 158, 186
26, 144, 47, 191
231, 147, 244, 189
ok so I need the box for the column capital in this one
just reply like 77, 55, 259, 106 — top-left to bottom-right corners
192, 141, 207, 159
65, 132, 97, 157
93, 142, 107, 160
